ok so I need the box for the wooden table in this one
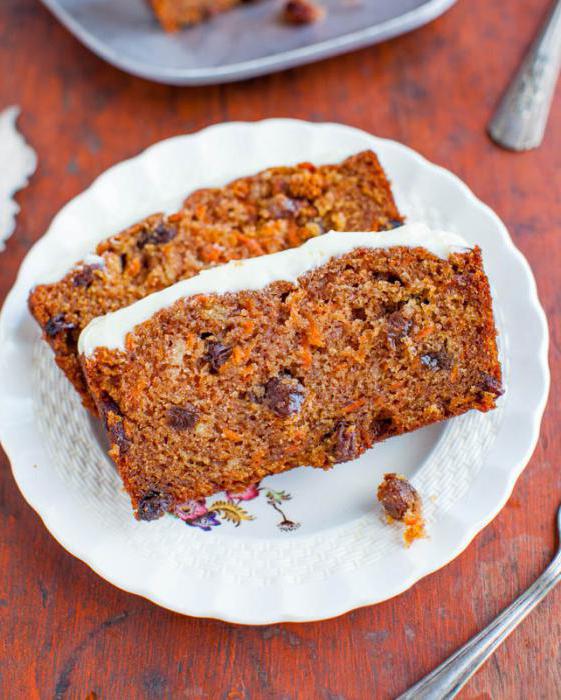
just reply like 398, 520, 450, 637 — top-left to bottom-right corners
1, 0, 560, 697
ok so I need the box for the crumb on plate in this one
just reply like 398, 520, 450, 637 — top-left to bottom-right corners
377, 473, 426, 546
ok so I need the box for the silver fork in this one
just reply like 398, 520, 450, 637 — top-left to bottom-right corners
488, 0, 561, 151
397, 505, 561, 699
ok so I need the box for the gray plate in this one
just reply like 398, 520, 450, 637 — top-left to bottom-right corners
39, 0, 458, 85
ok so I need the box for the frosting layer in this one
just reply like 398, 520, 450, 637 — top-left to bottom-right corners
79, 223, 470, 356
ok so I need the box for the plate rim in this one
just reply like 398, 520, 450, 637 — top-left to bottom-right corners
0, 119, 550, 624
38, 0, 458, 85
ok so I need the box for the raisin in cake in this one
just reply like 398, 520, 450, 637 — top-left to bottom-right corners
79, 223, 503, 521
377, 473, 426, 546
29, 151, 402, 412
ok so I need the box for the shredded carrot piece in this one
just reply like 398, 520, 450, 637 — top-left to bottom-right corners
304, 312, 324, 347
195, 204, 207, 221
415, 325, 434, 341
287, 289, 305, 316
199, 244, 222, 263
248, 239, 266, 255
236, 233, 265, 256
240, 318, 254, 337
403, 513, 427, 546
341, 398, 366, 414
286, 223, 309, 247
232, 181, 250, 198
282, 430, 307, 455
223, 428, 244, 442
128, 258, 141, 276
184, 333, 197, 351
134, 378, 149, 394
360, 426, 373, 449
242, 297, 256, 314
252, 449, 266, 468
300, 342, 313, 369
354, 346, 366, 364
239, 366, 254, 381
232, 346, 245, 365
284, 443, 300, 455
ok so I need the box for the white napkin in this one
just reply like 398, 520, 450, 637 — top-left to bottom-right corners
0, 106, 37, 252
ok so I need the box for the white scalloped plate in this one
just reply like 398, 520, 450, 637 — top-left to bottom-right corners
0, 120, 549, 624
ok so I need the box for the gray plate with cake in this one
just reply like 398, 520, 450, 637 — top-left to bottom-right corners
39, 0, 457, 85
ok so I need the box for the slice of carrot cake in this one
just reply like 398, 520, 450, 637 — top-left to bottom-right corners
29, 151, 403, 412
79, 223, 503, 521
149, 0, 246, 29
149, 0, 325, 29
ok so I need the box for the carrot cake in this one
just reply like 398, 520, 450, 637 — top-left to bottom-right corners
150, 0, 252, 29
29, 151, 403, 412
150, 0, 326, 29
78, 223, 503, 521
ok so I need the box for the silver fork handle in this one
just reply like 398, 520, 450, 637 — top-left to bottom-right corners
488, 0, 561, 151
397, 553, 561, 700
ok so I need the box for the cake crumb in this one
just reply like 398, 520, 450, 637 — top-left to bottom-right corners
281, 0, 325, 24
377, 473, 426, 546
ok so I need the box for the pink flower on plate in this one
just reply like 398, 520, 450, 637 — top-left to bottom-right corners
226, 483, 261, 502
174, 499, 208, 522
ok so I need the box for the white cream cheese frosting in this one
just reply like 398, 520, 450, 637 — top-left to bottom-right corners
82, 254, 105, 268
79, 222, 470, 357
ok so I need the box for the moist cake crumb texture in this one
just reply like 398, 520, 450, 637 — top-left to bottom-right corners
80, 242, 502, 520
29, 151, 403, 412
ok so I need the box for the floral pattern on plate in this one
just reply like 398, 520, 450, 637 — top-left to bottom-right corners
174, 482, 301, 532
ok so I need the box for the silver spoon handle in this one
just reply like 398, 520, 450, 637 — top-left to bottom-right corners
488, 0, 561, 151
397, 554, 561, 700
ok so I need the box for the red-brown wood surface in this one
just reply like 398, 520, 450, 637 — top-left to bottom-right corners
1, 0, 560, 697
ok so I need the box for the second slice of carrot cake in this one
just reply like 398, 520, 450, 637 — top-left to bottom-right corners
29, 151, 402, 412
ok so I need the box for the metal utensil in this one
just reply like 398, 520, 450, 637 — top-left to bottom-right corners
488, 0, 561, 151
397, 505, 561, 699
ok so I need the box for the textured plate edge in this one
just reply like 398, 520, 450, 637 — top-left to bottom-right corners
38, 0, 458, 85
0, 119, 550, 624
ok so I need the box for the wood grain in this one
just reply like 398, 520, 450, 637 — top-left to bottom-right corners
1, 0, 560, 697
